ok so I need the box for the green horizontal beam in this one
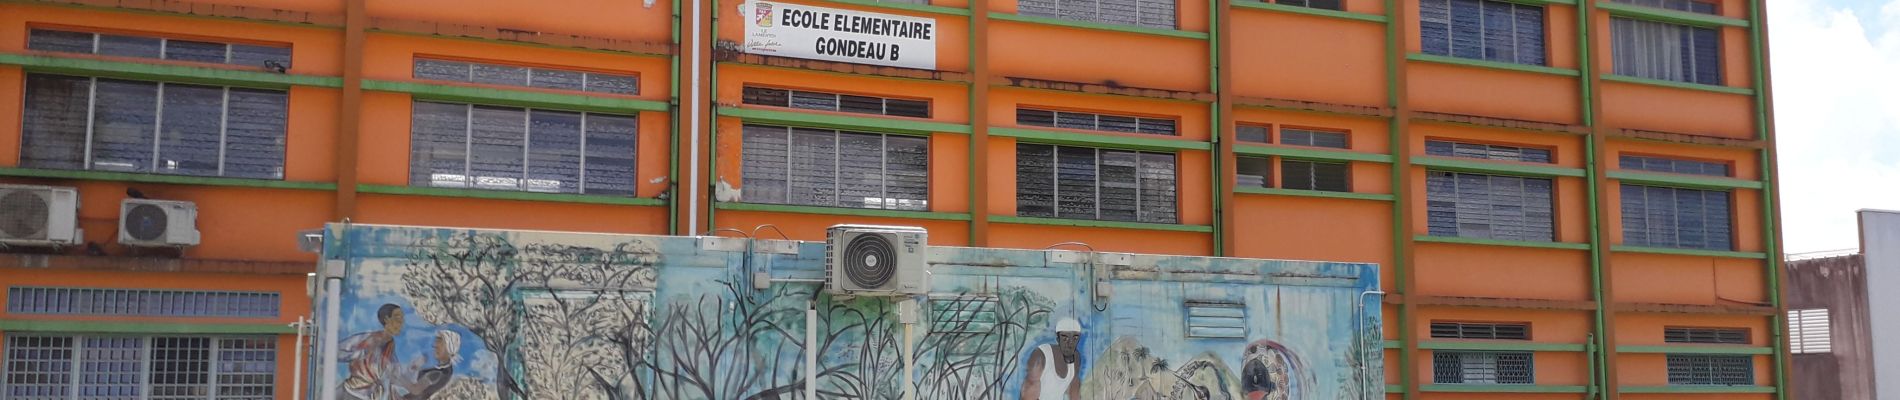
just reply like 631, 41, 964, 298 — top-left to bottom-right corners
987, 12, 1211, 40
989, 215, 1215, 233
1601, 74, 1756, 96
1234, 144, 1394, 163
1420, 341, 1590, 352
718, 106, 972, 136
1406, 53, 1583, 77
1487, 0, 1575, 6
1596, 2, 1749, 28
1621, 385, 1777, 394
1385, 340, 1403, 349
1387, 384, 1405, 393
362, 79, 670, 114
1618, 345, 1774, 355
0, 53, 342, 89
1608, 170, 1765, 190
0, 319, 297, 335
819, 0, 972, 15
1422, 384, 1590, 393
991, 127, 1214, 152
357, 184, 666, 207
1611, 245, 1769, 259
1414, 156, 1588, 177
1415, 235, 1593, 250
1234, 186, 1396, 202
1228, 1, 1389, 23
714, 201, 973, 221
0, 167, 337, 191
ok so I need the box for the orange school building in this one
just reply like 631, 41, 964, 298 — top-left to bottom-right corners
0, 0, 1785, 398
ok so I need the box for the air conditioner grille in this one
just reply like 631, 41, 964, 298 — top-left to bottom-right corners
124, 203, 170, 242
0, 190, 51, 240
842, 234, 897, 289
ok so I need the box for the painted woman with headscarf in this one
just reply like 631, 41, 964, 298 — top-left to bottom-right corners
401, 330, 462, 400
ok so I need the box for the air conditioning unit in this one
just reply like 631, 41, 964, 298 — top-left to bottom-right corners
118, 199, 199, 247
825, 225, 929, 296
0, 184, 82, 247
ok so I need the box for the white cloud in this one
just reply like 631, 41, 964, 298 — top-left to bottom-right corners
1770, 0, 1900, 254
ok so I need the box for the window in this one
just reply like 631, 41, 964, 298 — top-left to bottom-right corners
1, 334, 276, 400
409, 101, 638, 195
7, 287, 280, 318
1270, 0, 1342, 11
1789, 309, 1832, 354
20, 74, 288, 179
1420, 0, 1548, 66
1184, 302, 1247, 339
1237, 156, 1272, 188
1426, 171, 1556, 241
1664, 327, 1748, 344
27, 29, 292, 70
1015, 0, 1176, 29
1620, 155, 1730, 176
1281, 161, 1350, 192
1016, 144, 1177, 224
1621, 184, 1732, 250
1425, 140, 1552, 163
1667, 354, 1752, 386
1614, 0, 1719, 14
1279, 128, 1350, 149
741, 124, 929, 210
742, 86, 930, 118
1611, 17, 1721, 85
1017, 108, 1177, 136
1433, 351, 1533, 384
414, 58, 638, 95
1431, 322, 1530, 340
1237, 124, 1270, 144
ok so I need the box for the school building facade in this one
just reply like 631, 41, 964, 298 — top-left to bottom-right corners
0, 0, 1786, 397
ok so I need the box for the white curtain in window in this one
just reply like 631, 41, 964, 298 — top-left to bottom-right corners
1613, 17, 1687, 81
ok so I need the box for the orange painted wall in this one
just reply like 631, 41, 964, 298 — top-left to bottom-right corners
1413, 243, 1593, 300
1611, 253, 1767, 305
366, 0, 672, 42
1231, 196, 1394, 287
1229, 11, 1385, 106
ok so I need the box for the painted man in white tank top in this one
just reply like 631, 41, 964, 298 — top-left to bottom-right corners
1021, 318, 1083, 400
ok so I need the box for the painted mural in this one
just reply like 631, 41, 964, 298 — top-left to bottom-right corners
312, 223, 1384, 400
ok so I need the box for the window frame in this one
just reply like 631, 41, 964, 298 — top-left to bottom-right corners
411, 55, 641, 96
1788, 308, 1832, 354
1014, 0, 1180, 30
740, 85, 933, 119
737, 123, 933, 211
1665, 354, 1754, 386
19, 73, 291, 180
1425, 170, 1558, 242
1015, 107, 1180, 137
0, 333, 279, 400
1607, 15, 1724, 85
1418, 0, 1552, 66
1619, 183, 1735, 250
1014, 143, 1180, 224
406, 100, 641, 196
1430, 321, 1532, 340
25, 27, 293, 70
1432, 350, 1536, 385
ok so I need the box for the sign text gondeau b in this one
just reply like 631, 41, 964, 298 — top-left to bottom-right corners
741, 0, 937, 70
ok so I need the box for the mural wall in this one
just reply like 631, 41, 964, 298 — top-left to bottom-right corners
312, 223, 1384, 400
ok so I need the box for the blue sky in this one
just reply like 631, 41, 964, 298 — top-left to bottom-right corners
1769, 0, 1900, 254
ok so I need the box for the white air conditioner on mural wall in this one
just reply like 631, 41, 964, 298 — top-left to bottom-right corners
118, 198, 200, 247
0, 184, 82, 247
825, 224, 929, 296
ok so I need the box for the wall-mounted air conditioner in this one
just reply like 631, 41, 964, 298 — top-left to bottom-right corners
825, 225, 928, 296
0, 184, 82, 247
119, 199, 200, 247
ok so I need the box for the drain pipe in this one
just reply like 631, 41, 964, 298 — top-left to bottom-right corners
1355, 289, 1385, 399
291, 316, 307, 400
805, 300, 818, 400
685, 0, 704, 233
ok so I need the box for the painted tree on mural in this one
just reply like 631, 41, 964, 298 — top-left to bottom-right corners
514, 242, 660, 400
912, 288, 1054, 400
400, 233, 660, 400
640, 281, 813, 400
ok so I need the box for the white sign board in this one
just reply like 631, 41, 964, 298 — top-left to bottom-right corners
740, 0, 938, 70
